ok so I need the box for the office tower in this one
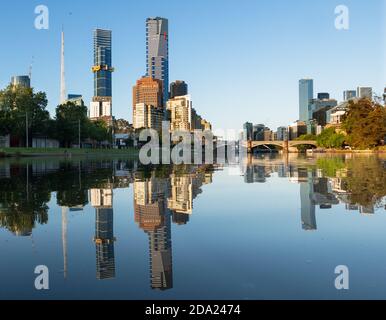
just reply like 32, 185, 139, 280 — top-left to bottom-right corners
299, 79, 314, 121
167, 95, 194, 132
90, 188, 116, 280
11, 75, 31, 89
357, 87, 372, 100
309, 98, 338, 127
133, 77, 163, 109
146, 17, 169, 105
133, 77, 164, 130
243, 122, 253, 140
170, 81, 188, 99
343, 90, 356, 101
90, 29, 114, 125
317, 93, 330, 100
60, 31, 66, 105
133, 103, 163, 131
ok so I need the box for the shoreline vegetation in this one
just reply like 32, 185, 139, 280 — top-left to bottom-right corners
0, 147, 139, 158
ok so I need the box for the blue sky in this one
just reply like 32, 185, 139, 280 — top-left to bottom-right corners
0, 0, 384, 130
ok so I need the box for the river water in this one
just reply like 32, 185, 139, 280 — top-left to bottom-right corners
0, 154, 385, 299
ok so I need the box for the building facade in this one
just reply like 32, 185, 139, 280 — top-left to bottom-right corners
133, 103, 164, 131
170, 81, 188, 99
299, 79, 314, 122
343, 90, 356, 101
146, 17, 169, 105
167, 95, 193, 132
357, 87, 372, 100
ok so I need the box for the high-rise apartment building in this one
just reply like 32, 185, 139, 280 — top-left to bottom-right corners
132, 77, 164, 131
167, 95, 193, 132
146, 17, 169, 105
170, 81, 188, 99
133, 103, 164, 131
90, 29, 114, 125
299, 79, 314, 122
132, 77, 163, 109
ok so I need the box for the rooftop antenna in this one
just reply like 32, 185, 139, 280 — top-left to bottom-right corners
29, 56, 34, 84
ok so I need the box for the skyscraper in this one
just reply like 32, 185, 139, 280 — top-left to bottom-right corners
299, 79, 314, 122
146, 17, 169, 105
170, 81, 188, 99
90, 29, 114, 124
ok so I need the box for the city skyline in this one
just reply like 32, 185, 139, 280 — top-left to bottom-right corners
0, 0, 385, 131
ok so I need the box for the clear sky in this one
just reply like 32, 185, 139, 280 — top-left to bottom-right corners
1, 0, 385, 131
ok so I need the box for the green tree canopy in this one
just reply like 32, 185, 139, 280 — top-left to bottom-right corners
342, 98, 386, 149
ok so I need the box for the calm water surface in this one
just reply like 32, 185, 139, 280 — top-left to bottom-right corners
0, 154, 385, 300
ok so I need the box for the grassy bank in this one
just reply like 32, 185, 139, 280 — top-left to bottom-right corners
0, 147, 139, 158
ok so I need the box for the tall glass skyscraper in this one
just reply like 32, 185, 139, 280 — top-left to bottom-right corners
93, 29, 113, 98
146, 17, 169, 106
299, 79, 314, 122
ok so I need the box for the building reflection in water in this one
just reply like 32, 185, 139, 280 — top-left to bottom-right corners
134, 167, 214, 290
242, 155, 381, 231
90, 188, 116, 280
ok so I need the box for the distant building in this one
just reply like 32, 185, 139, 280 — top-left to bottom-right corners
383, 88, 386, 104
299, 79, 314, 122
167, 95, 193, 132
170, 81, 188, 99
66, 94, 84, 106
263, 128, 273, 141
146, 17, 169, 105
357, 87, 372, 100
310, 98, 338, 128
343, 90, 356, 101
277, 127, 288, 141
317, 92, 330, 100
90, 29, 114, 126
253, 124, 265, 141
289, 121, 307, 140
133, 103, 163, 131
133, 77, 163, 109
11, 75, 31, 88
243, 122, 253, 140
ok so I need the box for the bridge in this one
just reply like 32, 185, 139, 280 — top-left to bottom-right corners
243, 140, 318, 153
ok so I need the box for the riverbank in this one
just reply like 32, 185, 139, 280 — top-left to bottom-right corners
0, 147, 139, 158
307, 147, 386, 154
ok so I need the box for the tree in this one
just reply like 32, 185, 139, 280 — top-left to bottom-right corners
316, 127, 346, 149
342, 98, 386, 149
87, 120, 110, 144
54, 102, 89, 147
0, 85, 50, 145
